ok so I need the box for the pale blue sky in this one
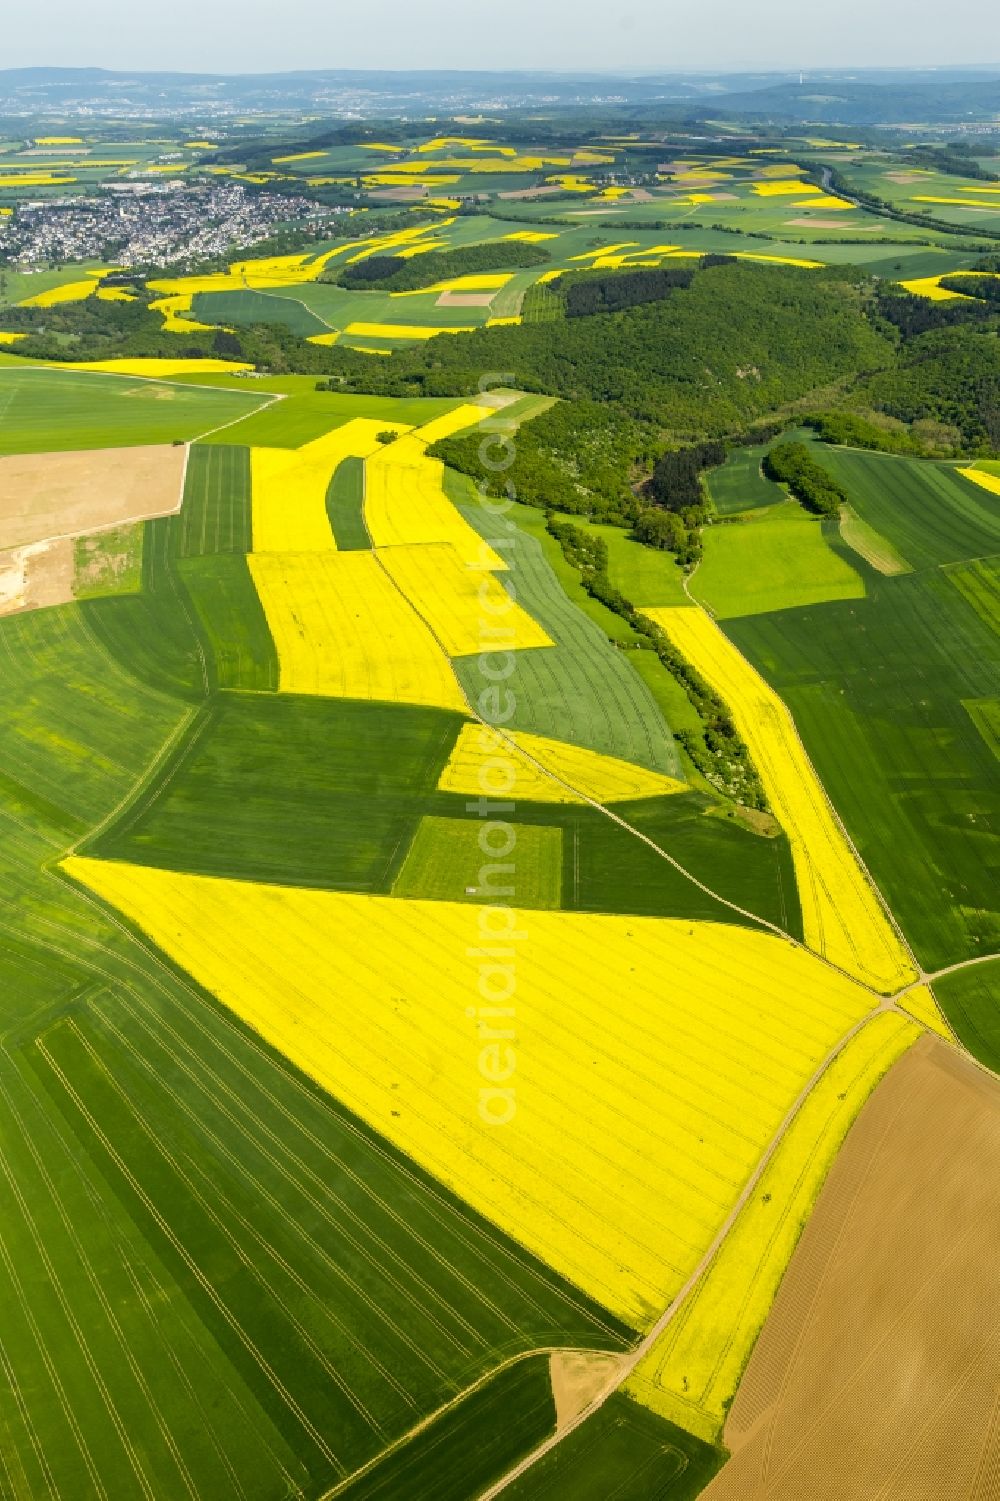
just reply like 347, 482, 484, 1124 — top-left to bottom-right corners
5, 0, 998, 74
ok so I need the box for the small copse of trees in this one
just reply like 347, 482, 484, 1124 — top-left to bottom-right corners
764, 441, 848, 516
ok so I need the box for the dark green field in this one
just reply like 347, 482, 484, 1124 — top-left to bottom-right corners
933, 960, 1000, 1071
504, 1393, 726, 1500
727, 563, 1000, 970
0, 367, 267, 453
193, 287, 331, 337
327, 455, 370, 548
179, 554, 279, 691
817, 448, 1000, 571
336, 1356, 557, 1500
175, 443, 253, 555
91, 695, 464, 890
706, 443, 786, 515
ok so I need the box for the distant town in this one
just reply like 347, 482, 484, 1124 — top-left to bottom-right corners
0, 180, 340, 271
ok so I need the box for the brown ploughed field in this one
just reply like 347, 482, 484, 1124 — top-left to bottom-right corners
704, 1034, 1000, 1500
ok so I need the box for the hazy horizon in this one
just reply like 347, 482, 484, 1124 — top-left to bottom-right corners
5, 0, 1000, 77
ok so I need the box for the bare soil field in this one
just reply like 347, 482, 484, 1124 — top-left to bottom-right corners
785, 218, 866, 228
0, 442, 187, 550
549, 1352, 626, 1432
0, 536, 75, 615
436, 291, 495, 307
703, 1033, 1000, 1500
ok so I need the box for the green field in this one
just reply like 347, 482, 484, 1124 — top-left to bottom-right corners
175, 443, 253, 554
206, 391, 460, 448
92, 695, 465, 891
0, 367, 268, 453
336, 1356, 557, 1500
693, 504, 866, 619
193, 287, 331, 337
727, 562, 1000, 969
455, 494, 683, 776
706, 443, 786, 515
177, 554, 278, 691
817, 448, 1000, 572
572, 518, 690, 607
393, 815, 564, 908
504, 1393, 725, 1500
327, 455, 369, 548
933, 960, 1000, 1072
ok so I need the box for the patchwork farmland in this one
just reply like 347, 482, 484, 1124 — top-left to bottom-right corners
2, 103, 1000, 1501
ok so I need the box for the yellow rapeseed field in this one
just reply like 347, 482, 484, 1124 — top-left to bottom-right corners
625, 1010, 921, 1440
70, 358, 250, 376
752, 179, 821, 197
792, 194, 853, 210
644, 607, 915, 992
62, 858, 878, 1330
438, 722, 686, 804
961, 466, 1000, 497
410, 404, 485, 446
364, 427, 505, 569
148, 293, 219, 333
251, 418, 407, 552
20, 278, 95, 307
343, 322, 476, 340
735, 252, 823, 269
0, 173, 75, 188
899, 275, 970, 301
378, 541, 552, 656
248, 550, 467, 711
901, 984, 954, 1039
503, 231, 559, 242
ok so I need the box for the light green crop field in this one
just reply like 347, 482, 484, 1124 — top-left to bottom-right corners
571, 518, 690, 606
205, 391, 461, 447
393, 815, 564, 908
0, 367, 269, 452
693, 503, 866, 618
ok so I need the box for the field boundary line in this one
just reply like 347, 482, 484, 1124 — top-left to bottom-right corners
73, 705, 202, 852
193, 391, 285, 444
